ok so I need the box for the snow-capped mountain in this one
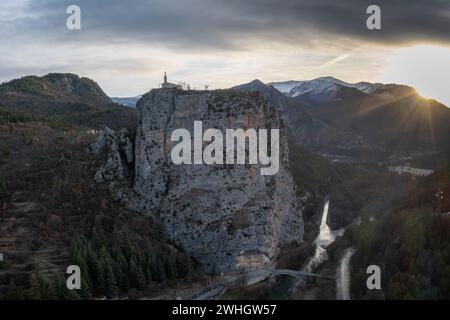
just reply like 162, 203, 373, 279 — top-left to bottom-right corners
267, 80, 304, 94
236, 77, 450, 162
269, 77, 383, 100
352, 81, 383, 94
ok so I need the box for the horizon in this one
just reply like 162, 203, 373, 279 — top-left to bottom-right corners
6, 72, 448, 107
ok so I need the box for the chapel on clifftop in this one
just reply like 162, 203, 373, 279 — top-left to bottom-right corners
161, 72, 182, 89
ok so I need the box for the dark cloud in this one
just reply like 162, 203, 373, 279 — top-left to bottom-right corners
218, 0, 450, 45
10, 0, 450, 50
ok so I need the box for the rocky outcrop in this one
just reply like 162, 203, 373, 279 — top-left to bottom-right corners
90, 127, 134, 203
132, 88, 303, 274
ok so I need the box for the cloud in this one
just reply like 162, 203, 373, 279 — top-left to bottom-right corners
313, 53, 351, 70
0, 0, 448, 95
6, 0, 450, 50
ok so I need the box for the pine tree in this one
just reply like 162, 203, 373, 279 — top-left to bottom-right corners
99, 245, 111, 261
155, 258, 166, 282
54, 276, 67, 299
69, 240, 80, 265
148, 253, 158, 278
80, 258, 93, 293
104, 262, 119, 298
145, 267, 153, 283
53, 275, 81, 300
86, 250, 98, 288
95, 260, 106, 295
116, 249, 130, 292
121, 273, 131, 293
129, 258, 146, 291
80, 274, 92, 299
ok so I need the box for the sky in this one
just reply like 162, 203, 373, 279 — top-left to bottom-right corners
0, 0, 449, 105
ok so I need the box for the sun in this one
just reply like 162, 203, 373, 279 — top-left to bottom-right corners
382, 45, 450, 106
416, 91, 432, 100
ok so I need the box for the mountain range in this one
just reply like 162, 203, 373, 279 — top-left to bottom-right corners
269, 77, 382, 101
2, 73, 450, 163
234, 77, 450, 164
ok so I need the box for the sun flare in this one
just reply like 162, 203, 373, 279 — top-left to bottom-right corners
382, 45, 450, 106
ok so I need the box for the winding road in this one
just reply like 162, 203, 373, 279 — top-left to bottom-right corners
336, 247, 355, 300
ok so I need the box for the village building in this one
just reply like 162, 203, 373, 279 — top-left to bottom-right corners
161, 72, 182, 89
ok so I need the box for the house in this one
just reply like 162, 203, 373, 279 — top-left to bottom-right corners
161, 72, 182, 89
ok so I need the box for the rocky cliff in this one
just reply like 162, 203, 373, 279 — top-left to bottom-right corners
131, 88, 303, 274
233, 80, 326, 150
89, 127, 135, 204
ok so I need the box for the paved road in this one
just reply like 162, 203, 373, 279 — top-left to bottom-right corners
336, 248, 355, 300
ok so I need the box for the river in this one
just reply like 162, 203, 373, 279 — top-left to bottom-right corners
310, 200, 355, 300
286, 199, 345, 299
304, 199, 344, 273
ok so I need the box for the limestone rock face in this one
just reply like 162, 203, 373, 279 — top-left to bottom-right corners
90, 127, 134, 203
133, 88, 303, 274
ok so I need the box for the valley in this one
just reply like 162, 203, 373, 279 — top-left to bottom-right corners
1, 73, 449, 300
